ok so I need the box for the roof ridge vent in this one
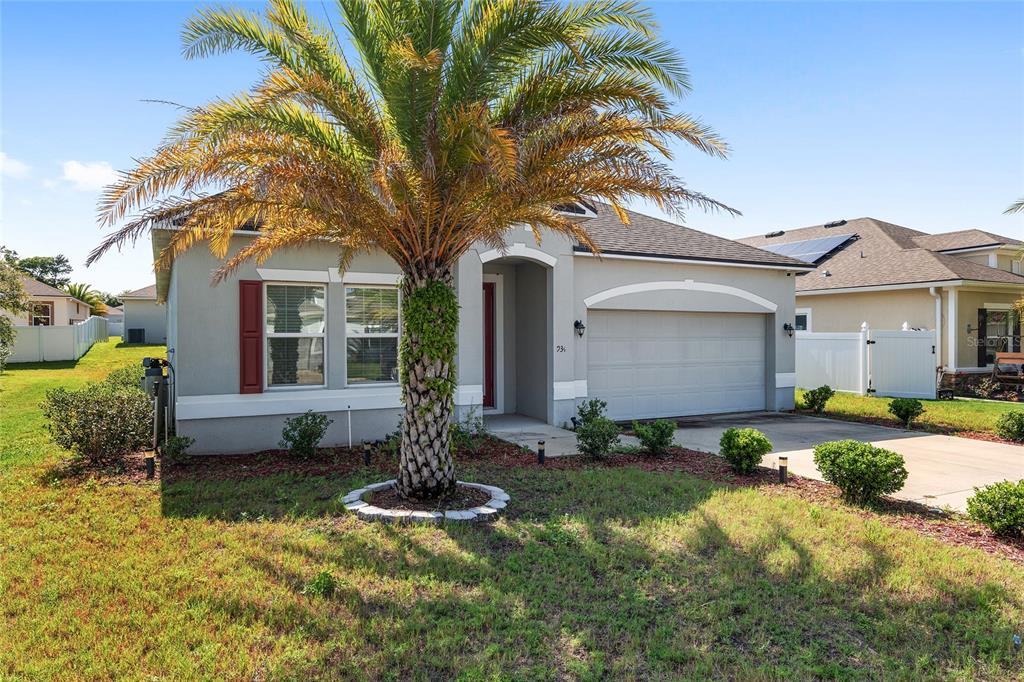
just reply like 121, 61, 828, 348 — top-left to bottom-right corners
764, 230, 785, 238
824, 219, 847, 228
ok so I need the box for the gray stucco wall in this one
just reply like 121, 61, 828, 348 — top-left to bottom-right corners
124, 299, 167, 344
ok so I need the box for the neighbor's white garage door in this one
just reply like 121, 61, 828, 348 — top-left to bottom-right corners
587, 310, 766, 420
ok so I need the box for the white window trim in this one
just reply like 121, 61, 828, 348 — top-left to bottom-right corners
257, 268, 331, 283
264, 282, 328, 391
31, 301, 53, 326
344, 284, 401, 388
795, 307, 812, 332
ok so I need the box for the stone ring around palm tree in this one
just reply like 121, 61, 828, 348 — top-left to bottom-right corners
342, 480, 509, 524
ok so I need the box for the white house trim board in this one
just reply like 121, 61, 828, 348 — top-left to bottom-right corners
947, 287, 958, 372
177, 387, 403, 420
478, 243, 558, 267
983, 302, 1012, 310
339, 271, 403, 286
256, 268, 331, 283
775, 372, 797, 388
455, 384, 484, 407
573, 250, 814, 272
583, 280, 779, 312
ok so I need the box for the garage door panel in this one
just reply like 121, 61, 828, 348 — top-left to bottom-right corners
587, 311, 766, 421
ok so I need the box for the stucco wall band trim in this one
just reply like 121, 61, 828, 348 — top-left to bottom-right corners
584, 280, 778, 312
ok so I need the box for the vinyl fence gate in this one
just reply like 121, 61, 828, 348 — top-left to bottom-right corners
796, 324, 937, 399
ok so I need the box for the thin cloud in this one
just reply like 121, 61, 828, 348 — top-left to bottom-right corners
0, 152, 31, 178
60, 160, 118, 191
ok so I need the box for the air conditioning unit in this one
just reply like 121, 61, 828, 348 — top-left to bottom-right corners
127, 328, 146, 344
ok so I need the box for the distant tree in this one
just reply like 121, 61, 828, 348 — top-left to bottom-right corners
0, 246, 18, 265
15, 254, 73, 289
0, 259, 31, 360
65, 283, 107, 316
99, 291, 123, 308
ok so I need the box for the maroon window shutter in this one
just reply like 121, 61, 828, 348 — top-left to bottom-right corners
239, 280, 263, 394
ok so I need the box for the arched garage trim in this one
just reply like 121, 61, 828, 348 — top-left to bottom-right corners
478, 242, 558, 267
583, 279, 778, 312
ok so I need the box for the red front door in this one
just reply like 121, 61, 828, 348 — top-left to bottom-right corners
482, 282, 495, 408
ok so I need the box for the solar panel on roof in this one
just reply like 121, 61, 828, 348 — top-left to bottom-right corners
759, 234, 855, 264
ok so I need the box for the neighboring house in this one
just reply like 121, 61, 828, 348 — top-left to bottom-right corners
1, 275, 91, 326
122, 285, 166, 344
152, 203, 812, 454
102, 305, 125, 337
739, 218, 1024, 372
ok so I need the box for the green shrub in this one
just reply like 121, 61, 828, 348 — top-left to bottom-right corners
42, 383, 153, 461
575, 399, 619, 457
812, 440, 908, 505
303, 570, 339, 598
967, 480, 1024, 536
103, 363, 146, 392
576, 399, 607, 425
0, 343, 11, 375
451, 406, 488, 455
802, 385, 835, 414
280, 410, 333, 458
161, 435, 195, 465
887, 397, 924, 428
719, 427, 773, 474
632, 419, 676, 455
995, 412, 1024, 443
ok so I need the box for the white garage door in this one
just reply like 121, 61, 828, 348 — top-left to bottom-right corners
587, 310, 766, 421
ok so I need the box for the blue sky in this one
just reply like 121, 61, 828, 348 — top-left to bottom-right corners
1, 0, 1021, 293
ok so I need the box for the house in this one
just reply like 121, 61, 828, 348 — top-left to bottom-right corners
102, 305, 124, 337
2, 275, 91, 326
122, 285, 166, 344
738, 218, 1024, 372
152, 204, 813, 454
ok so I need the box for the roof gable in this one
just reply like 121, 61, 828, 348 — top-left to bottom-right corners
738, 218, 1024, 291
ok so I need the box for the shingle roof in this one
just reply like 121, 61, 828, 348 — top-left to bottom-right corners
575, 203, 812, 268
911, 229, 1020, 252
738, 218, 1024, 292
19, 275, 72, 298
122, 284, 157, 300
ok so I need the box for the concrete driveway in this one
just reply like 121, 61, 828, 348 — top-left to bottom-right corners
665, 412, 1024, 512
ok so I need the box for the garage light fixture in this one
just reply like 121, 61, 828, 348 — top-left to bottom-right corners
783, 322, 795, 337
574, 320, 586, 337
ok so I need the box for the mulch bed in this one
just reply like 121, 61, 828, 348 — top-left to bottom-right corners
368, 483, 491, 512
52, 436, 1024, 566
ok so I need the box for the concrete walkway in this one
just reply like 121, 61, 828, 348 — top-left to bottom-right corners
487, 411, 1024, 512
668, 412, 1024, 512
485, 414, 580, 457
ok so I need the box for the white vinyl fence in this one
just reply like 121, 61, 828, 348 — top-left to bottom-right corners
796, 323, 937, 399
8, 316, 109, 364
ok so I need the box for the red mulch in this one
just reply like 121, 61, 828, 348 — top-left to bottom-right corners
369, 483, 491, 512
52, 436, 1024, 566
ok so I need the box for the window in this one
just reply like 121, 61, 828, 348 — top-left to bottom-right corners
346, 287, 399, 384
30, 302, 53, 326
265, 284, 326, 387
1013, 260, 1022, 275
794, 308, 811, 332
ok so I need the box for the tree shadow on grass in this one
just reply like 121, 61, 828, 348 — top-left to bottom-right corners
192, 465, 1023, 679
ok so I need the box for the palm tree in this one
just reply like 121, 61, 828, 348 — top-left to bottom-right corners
1006, 198, 1024, 214
87, 0, 734, 500
65, 283, 107, 316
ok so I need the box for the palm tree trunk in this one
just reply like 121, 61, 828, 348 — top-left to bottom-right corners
396, 266, 459, 500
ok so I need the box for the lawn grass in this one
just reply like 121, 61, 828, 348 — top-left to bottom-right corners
2, 340, 1023, 679
796, 387, 1022, 436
